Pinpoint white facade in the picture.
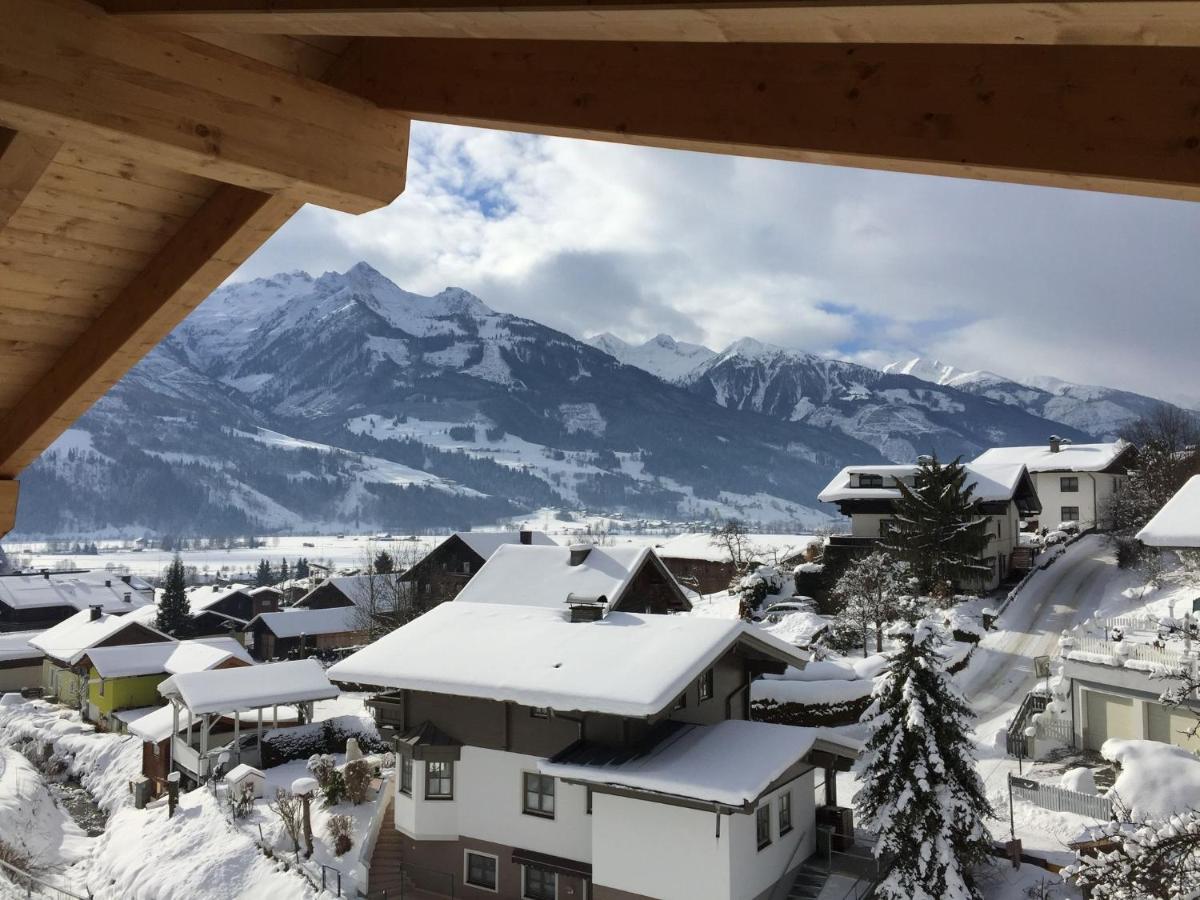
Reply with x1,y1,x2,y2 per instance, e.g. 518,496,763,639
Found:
1030,470,1124,530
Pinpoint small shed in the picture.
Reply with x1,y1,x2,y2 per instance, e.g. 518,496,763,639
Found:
225,763,266,799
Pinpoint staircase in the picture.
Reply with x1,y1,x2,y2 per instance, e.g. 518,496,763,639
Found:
366,800,411,899
787,865,829,900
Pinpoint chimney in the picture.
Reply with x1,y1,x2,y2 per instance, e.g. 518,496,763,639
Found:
568,544,592,567
519,530,533,545
41,570,50,580
104,580,111,588
89,605,102,621
566,593,607,623
123,592,132,604
1049,435,1062,453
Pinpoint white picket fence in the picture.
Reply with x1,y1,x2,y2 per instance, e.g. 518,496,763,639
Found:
1068,636,1187,669
1100,615,1162,633
1010,778,1113,820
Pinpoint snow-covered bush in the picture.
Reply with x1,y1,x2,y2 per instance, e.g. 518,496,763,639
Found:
344,759,371,805
306,753,336,790
326,813,353,857
1044,530,1068,546
320,768,346,808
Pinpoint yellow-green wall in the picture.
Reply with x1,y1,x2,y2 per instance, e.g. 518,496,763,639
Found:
42,660,84,707
87,669,166,717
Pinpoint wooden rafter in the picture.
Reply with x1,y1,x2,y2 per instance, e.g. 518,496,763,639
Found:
0,128,61,231
100,0,1200,47
0,0,410,214
0,185,302,521
335,38,1200,203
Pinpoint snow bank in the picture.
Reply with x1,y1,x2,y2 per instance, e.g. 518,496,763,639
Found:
1102,738,1200,820
1060,767,1097,795
0,749,90,869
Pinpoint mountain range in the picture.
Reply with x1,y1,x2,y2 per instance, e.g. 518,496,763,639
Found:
11,264,1180,538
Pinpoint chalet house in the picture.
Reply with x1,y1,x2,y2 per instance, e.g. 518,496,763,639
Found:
30,607,173,708
187,583,282,637
329,602,861,900
818,461,1042,591
657,533,820,595
292,574,376,610
0,631,47,693
973,438,1136,530
77,637,253,732
401,530,555,603
454,543,692,614
242,606,366,661
0,570,155,631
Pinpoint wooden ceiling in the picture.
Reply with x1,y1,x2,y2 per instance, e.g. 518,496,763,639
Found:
1,0,1198,537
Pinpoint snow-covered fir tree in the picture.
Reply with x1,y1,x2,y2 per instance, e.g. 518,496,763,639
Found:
1063,810,1200,898
255,558,274,587
855,620,993,900
156,553,192,637
828,551,913,657
882,455,990,598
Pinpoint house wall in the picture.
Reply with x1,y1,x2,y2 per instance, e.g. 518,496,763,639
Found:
1031,471,1124,530
43,661,83,706
404,537,485,606
1066,663,1200,752
614,560,690,614
88,670,165,720
660,557,733,595
590,792,732,900
728,772,816,900
295,582,354,610
0,659,41,693
848,513,891,539
0,602,76,632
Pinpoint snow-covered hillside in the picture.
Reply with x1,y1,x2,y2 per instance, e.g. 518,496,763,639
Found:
586,332,716,382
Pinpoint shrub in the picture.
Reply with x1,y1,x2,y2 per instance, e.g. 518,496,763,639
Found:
326,814,354,856
306,754,335,791
344,759,371,805
321,769,346,808
268,788,303,854
1115,536,1144,569
752,695,873,728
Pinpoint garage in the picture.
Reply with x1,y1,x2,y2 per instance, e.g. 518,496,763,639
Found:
1084,691,1136,751
1146,702,1200,752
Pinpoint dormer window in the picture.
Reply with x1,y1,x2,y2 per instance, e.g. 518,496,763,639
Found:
859,474,884,488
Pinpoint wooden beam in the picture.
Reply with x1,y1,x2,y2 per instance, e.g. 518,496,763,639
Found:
100,0,1200,47
336,38,1200,202
0,128,61,231
0,479,16,540
0,0,409,214
0,184,302,480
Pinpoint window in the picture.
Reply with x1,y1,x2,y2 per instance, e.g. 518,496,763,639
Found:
399,755,412,796
756,802,772,850
858,473,883,488
1061,506,1080,523
425,760,453,799
778,791,792,836
462,561,472,575
523,772,555,818
530,707,550,719
465,851,498,891
674,692,687,710
523,864,557,900
699,667,714,702
1060,476,1079,493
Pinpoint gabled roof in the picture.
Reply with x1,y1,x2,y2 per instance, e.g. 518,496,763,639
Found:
159,659,338,714
244,605,361,638
30,609,172,665
818,461,1035,505
454,530,556,558
187,583,252,612
0,572,154,613
1138,475,1200,548
453,544,689,612
540,720,819,808
0,631,45,663
81,637,253,678
327,602,804,717
292,574,371,608
973,441,1132,473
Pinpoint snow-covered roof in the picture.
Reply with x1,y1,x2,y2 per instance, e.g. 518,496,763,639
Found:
0,631,44,663
82,637,253,678
539,720,817,807
453,543,685,611
0,571,154,613
29,609,171,665
454,530,556,558
972,441,1131,473
127,704,184,743
245,606,361,638
158,659,338,714
817,461,1031,504
656,532,818,564
327,602,805,717
1137,475,1200,548
187,584,251,612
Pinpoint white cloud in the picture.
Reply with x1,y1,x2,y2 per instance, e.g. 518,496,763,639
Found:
235,122,1200,400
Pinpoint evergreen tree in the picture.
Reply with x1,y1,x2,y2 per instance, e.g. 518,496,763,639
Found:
882,456,990,597
373,550,395,575
255,558,274,587
855,621,993,900
828,551,913,657
294,558,310,579
156,554,192,637
279,558,290,582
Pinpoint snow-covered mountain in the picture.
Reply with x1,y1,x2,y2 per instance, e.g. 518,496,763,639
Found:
585,332,717,382
882,357,1181,440
14,264,886,537
675,341,1092,464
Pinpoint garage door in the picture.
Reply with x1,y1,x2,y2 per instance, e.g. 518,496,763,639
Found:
1084,691,1135,751
1146,702,1200,752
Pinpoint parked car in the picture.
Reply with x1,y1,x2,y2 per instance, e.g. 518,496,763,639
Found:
755,598,816,624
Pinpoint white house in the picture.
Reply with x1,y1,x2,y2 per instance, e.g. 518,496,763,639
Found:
972,438,1135,530
1137,474,1200,548
329,602,862,900
817,460,1042,590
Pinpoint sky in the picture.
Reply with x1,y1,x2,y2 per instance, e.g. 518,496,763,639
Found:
234,121,1200,404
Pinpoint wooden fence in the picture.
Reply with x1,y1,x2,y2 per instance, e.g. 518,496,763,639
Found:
1068,636,1187,670
1010,775,1113,820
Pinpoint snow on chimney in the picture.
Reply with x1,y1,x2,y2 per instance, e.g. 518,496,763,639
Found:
566,593,607,623
1049,435,1068,453
89,605,102,621
519,530,533,545
568,544,592,566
